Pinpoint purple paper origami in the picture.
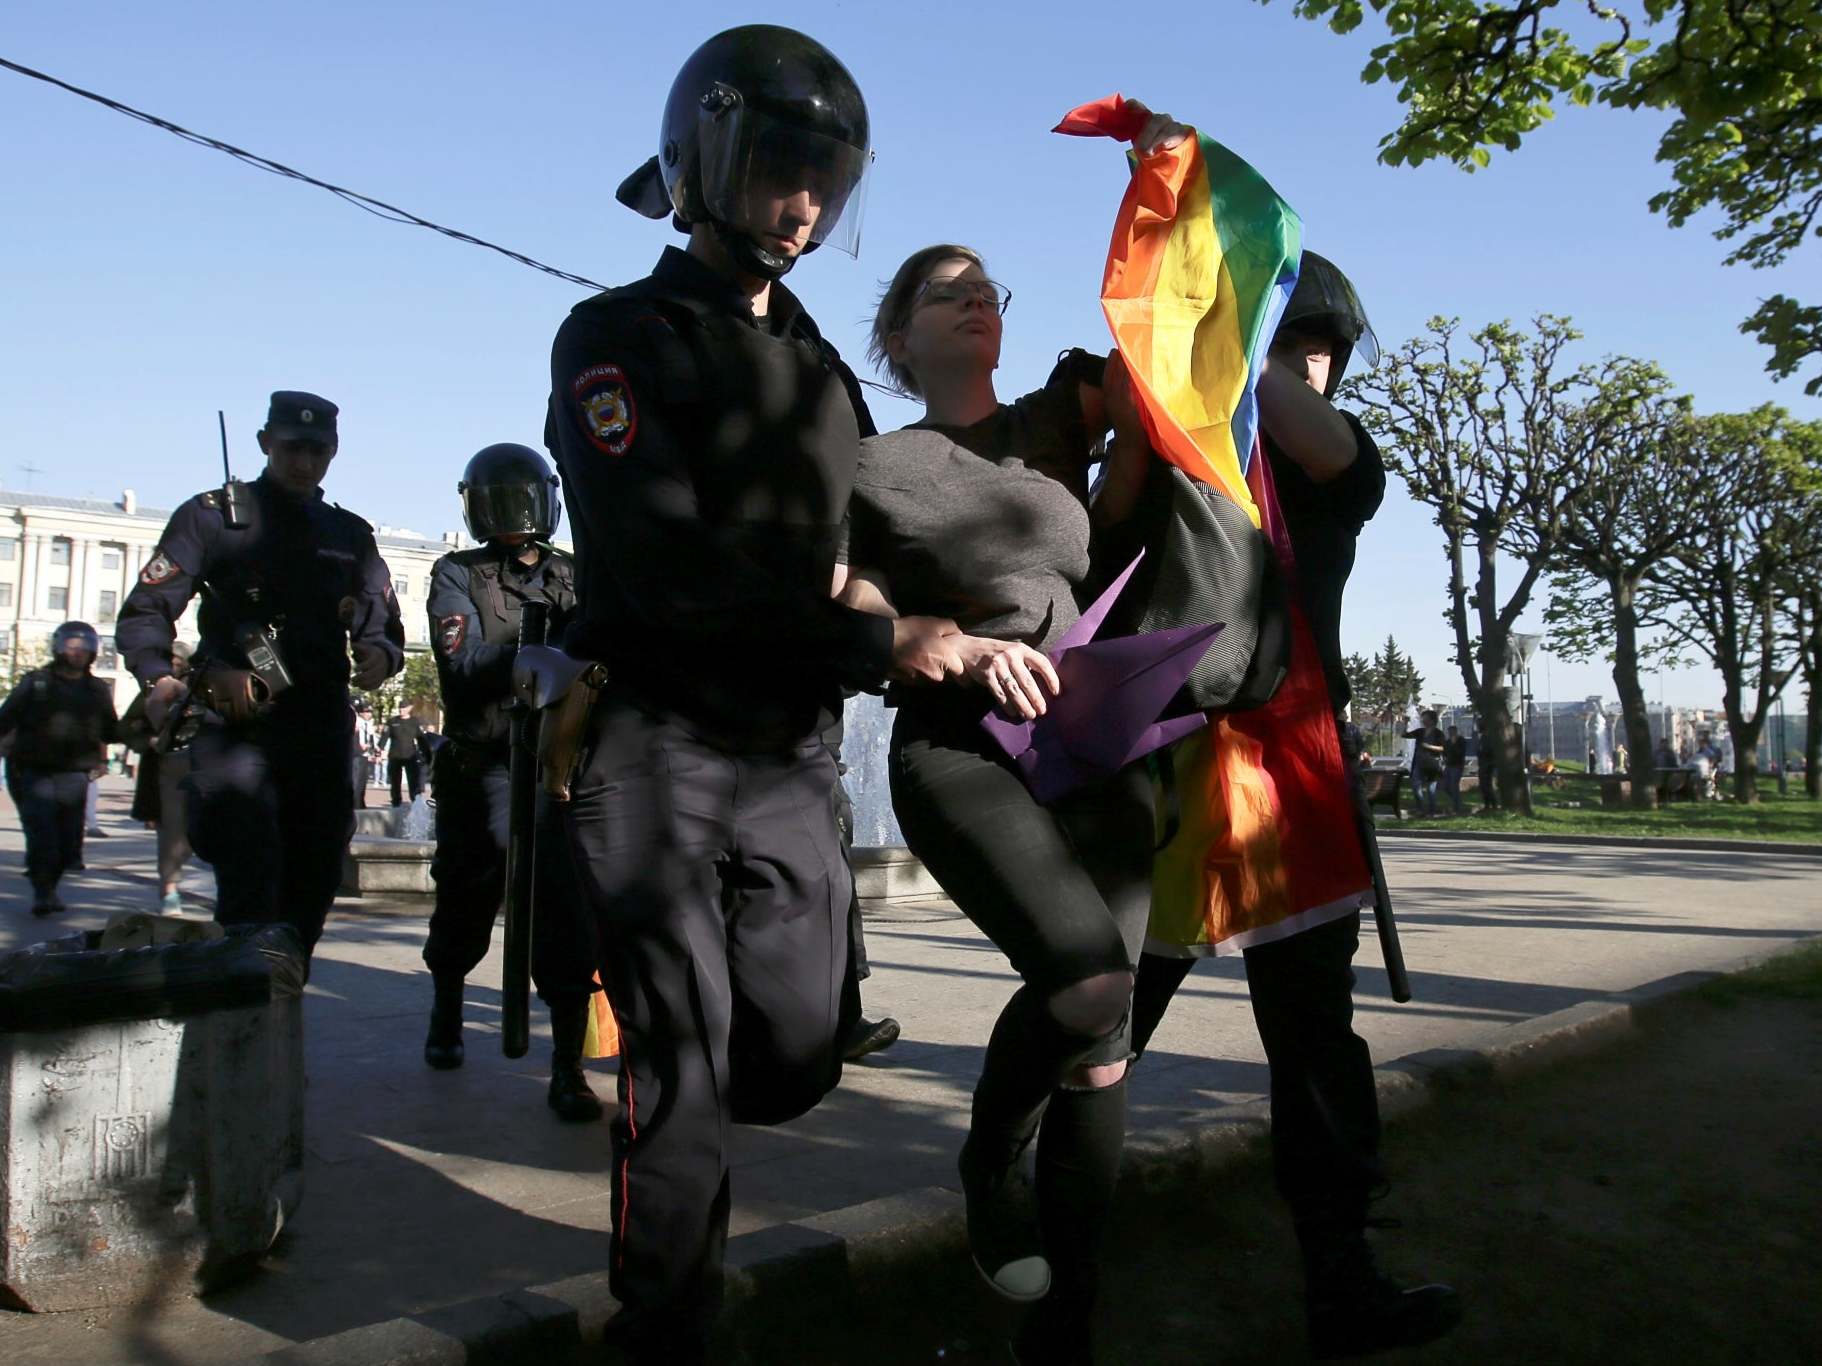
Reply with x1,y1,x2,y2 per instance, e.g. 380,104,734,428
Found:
980,553,1223,802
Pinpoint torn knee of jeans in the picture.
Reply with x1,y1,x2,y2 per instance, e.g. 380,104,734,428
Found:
1059,1055,1132,1091
1047,969,1134,1040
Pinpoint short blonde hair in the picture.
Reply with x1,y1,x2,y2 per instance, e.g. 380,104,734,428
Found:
866,244,988,398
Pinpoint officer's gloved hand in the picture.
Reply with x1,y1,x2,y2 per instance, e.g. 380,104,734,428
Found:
199,669,261,723
351,642,391,691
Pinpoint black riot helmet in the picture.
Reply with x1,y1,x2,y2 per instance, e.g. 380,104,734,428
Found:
1275,251,1380,398
616,25,873,281
52,621,100,662
457,444,561,544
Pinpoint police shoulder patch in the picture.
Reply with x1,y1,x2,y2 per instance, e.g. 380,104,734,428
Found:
571,363,637,456
438,615,467,656
139,551,181,586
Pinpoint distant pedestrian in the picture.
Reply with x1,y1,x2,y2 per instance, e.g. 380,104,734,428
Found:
1404,709,1446,816
121,641,197,910
1440,725,1467,815
385,702,424,806
353,700,380,807
84,770,110,839
0,622,117,914
1692,730,1722,801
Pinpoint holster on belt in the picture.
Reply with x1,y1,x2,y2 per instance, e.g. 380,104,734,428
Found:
536,662,610,801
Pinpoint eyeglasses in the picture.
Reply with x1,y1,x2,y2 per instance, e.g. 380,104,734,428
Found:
912,277,1012,315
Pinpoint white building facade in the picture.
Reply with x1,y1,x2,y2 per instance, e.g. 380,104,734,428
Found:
1,488,463,711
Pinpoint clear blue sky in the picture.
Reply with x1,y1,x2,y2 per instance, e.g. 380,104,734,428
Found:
5,0,1816,709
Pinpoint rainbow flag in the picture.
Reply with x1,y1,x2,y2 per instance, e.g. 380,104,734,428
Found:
1054,94,1302,524
1056,95,1370,955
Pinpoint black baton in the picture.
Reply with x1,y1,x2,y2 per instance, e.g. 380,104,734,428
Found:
501,599,549,1059
1337,719,1413,1003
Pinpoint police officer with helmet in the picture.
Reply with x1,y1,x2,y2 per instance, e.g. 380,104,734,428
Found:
544,25,963,1361
118,391,404,955
419,442,601,1123
0,621,118,914
1128,256,1461,1357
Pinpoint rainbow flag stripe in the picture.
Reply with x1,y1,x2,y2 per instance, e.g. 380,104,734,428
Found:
1056,95,1368,955
1055,95,1302,522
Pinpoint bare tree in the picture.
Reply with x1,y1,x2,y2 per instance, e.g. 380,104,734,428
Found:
1542,371,1694,807
1346,316,1651,812
1637,408,1817,803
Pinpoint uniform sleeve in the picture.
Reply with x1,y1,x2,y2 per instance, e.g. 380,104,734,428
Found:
827,345,875,565
427,556,516,695
827,344,879,439
94,679,119,747
549,309,893,687
117,500,214,687
0,676,34,739
1318,412,1387,532
348,530,406,680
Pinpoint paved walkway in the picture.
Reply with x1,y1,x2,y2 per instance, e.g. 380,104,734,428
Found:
2,778,1818,1363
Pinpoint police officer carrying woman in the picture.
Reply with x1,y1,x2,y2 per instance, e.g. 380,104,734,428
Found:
419,443,601,1122
839,117,1184,1355
544,26,962,1363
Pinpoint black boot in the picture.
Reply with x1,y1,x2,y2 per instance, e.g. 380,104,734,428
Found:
842,1013,901,1060
423,973,465,1070
1303,1229,1461,1359
547,995,603,1122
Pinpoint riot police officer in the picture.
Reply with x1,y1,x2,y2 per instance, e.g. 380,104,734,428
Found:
117,391,404,954
420,443,601,1123
1128,257,1460,1357
0,621,117,914
544,26,962,1362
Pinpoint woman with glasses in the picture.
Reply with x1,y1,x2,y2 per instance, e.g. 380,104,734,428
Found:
835,107,1185,1366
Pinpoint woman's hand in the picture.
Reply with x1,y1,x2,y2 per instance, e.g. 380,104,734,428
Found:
1124,100,1191,157
957,637,1061,720
1102,351,1146,446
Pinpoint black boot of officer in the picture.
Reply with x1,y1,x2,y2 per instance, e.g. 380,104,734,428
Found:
422,977,602,1122
424,972,465,1069
545,992,603,1122
1301,1219,1462,1358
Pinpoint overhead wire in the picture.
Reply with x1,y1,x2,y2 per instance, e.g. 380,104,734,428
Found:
0,54,611,292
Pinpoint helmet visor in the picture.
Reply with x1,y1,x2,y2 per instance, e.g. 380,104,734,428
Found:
461,480,558,542
1281,254,1378,371
699,104,873,258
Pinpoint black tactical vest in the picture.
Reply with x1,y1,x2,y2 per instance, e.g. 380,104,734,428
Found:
438,545,576,747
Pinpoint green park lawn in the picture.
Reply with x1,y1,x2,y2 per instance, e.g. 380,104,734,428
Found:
1383,771,1822,844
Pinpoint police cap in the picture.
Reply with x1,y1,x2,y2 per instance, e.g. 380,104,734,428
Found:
266,391,339,445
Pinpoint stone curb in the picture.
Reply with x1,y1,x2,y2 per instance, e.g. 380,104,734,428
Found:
1374,826,1822,857
254,936,1819,1364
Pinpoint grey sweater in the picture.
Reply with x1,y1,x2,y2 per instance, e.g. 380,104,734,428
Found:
845,382,1096,651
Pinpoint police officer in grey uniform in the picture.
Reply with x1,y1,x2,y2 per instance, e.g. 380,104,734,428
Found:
420,443,601,1122
118,391,404,954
